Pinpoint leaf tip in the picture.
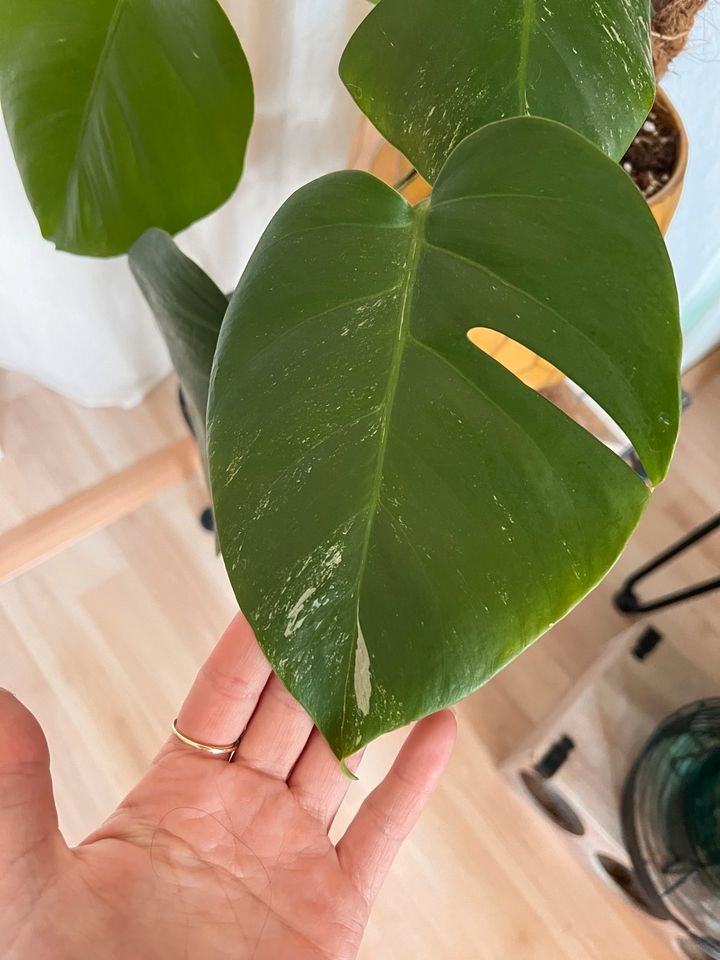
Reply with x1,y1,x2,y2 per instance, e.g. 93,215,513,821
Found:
340,759,359,781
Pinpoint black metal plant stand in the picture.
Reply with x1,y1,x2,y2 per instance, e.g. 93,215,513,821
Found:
614,514,720,614
178,386,215,533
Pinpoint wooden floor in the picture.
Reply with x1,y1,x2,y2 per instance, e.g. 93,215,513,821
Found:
1,355,719,960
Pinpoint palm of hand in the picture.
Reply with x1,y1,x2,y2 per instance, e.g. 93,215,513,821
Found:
1,614,455,960
74,752,367,960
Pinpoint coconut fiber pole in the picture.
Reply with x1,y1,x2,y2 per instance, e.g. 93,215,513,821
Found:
652,0,711,78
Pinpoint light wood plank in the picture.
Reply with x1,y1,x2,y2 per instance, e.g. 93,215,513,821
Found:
0,436,200,582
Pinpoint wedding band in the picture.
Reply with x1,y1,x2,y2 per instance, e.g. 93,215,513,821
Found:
171,719,240,757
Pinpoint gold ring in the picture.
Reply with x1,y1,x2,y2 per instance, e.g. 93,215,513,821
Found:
171,719,240,757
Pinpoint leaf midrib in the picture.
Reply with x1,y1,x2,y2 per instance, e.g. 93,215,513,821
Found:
59,0,129,233
339,205,426,733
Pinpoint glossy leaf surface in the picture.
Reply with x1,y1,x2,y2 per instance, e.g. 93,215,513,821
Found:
209,118,680,759
341,0,654,182
0,0,253,256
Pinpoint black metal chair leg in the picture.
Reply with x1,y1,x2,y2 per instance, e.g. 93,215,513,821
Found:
177,386,214,534
614,513,720,614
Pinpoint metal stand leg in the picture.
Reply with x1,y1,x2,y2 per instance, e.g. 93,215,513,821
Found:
614,514,720,614
178,386,214,534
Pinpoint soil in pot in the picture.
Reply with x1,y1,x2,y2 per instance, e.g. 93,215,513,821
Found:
621,105,679,200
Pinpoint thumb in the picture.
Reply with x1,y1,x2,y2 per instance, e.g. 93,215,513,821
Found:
0,689,63,864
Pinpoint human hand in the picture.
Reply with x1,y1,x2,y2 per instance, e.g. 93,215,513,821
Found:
0,613,456,959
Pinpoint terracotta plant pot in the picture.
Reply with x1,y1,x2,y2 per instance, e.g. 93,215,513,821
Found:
349,90,689,392
646,87,688,236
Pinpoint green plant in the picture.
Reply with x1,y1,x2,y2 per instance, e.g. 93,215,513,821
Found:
0,0,253,256
0,0,681,762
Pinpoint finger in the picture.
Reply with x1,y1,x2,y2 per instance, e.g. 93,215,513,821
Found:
289,729,364,829
170,612,271,754
337,710,456,905
234,675,315,780
0,690,64,863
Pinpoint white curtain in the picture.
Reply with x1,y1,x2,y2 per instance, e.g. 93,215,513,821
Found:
0,0,368,407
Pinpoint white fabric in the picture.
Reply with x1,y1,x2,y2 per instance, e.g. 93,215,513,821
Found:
0,0,367,407
1,1,718,407
662,0,720,369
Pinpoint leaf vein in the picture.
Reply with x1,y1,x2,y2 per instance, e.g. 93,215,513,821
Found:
422,239,611,370
430,192,564,212
238,283,404,377
518,0,536,115
231,407,383,498
405,333,584,514
61,0,129,233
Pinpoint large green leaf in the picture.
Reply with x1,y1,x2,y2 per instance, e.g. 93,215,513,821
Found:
208,118,680,760
129,229,228,464
341,0,654,183
0,0,253,256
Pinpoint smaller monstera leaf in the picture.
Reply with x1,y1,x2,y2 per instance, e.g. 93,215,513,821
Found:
341,0,655,183
130,229,228,468
208,117,680,760
0,0,253,256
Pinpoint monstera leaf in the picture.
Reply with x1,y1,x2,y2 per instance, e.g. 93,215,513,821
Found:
208,117,680,760
0,0,253,256
341,0,654,183
129,229,228,468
